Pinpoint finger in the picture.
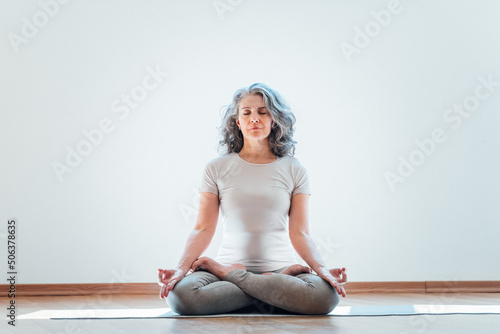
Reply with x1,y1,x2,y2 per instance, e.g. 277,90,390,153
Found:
193,264,205,272
335,283,343,296
338,272,347,283
326,277,341,295
160,284,166,299
166,279,177,292
338,284,345,297
157,270,165,285
191,260,200,271
332,268,343,278
335,268,345,282
158,270,169,285
328,278,343,296
330,280,340,296
341,285,347,297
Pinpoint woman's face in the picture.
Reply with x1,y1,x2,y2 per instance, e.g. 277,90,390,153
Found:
236,94,273,141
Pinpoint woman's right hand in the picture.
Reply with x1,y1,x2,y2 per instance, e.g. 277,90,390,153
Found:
157,268,189,299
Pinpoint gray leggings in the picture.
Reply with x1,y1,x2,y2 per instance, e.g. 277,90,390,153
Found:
166,267,340,315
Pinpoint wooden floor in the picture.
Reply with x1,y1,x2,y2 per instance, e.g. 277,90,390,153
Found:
2,293,499,333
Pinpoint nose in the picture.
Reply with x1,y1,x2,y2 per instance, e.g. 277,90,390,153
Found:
250,117,259,123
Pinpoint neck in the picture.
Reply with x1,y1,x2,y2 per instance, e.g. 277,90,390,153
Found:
239,142,275,161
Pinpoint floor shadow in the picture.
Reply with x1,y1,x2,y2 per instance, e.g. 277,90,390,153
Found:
228,300,298,315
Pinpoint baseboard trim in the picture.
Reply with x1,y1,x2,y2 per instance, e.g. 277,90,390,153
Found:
345,281,426,294
1,281,499,297
1,283,158,297
345,281,500,294
424,281,500,293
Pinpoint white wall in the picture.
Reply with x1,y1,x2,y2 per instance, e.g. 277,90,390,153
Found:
1,0,499,284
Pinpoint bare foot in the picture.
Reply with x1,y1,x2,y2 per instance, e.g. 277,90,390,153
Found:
191,257,246,280
280,264,312,276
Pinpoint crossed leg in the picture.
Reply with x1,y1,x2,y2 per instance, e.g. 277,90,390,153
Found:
167,257,339,315
166,270,257,315
224,269,339,315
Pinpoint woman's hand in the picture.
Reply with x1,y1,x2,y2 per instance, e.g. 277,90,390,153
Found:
157,268,189,299
317,267,347,297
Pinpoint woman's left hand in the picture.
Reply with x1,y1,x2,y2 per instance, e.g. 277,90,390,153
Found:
317,267,347,297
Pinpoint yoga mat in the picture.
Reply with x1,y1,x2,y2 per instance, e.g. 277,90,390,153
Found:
41,304,500,319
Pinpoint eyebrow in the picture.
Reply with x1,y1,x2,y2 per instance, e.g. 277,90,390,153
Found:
240,107,267,110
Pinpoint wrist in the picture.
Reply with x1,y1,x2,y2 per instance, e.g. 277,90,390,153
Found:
176,263,191,273
179,266,190,273
314,265,330,275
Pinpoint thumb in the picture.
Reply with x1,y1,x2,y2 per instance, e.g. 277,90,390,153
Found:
167,279,178,292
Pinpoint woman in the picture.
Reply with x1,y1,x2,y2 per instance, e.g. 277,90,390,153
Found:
157,83,347,315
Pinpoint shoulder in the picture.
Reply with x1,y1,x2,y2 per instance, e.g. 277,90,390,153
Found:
204,152,235,169
280,155,308,171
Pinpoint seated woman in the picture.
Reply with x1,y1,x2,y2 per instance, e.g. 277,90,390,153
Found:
157,83,347,315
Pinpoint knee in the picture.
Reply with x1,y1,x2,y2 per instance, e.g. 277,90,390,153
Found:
166,279,199,315
317,288,340,315
301,275,340,315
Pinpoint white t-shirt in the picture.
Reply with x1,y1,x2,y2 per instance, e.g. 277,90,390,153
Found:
198,152,311,272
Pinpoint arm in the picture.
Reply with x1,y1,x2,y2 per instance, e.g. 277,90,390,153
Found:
158,191,219,299
175,191,220,272
288,193,347,297
288,194,326,274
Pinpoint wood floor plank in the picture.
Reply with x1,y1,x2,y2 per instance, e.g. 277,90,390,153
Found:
2,294,499,333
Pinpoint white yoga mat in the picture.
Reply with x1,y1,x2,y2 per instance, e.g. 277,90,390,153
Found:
40,304,500,319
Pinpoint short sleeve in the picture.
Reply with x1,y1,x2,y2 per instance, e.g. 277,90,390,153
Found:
292,162,311,197
198,161,219,196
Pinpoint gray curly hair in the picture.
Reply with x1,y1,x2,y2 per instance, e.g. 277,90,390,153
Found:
217,83,297,157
